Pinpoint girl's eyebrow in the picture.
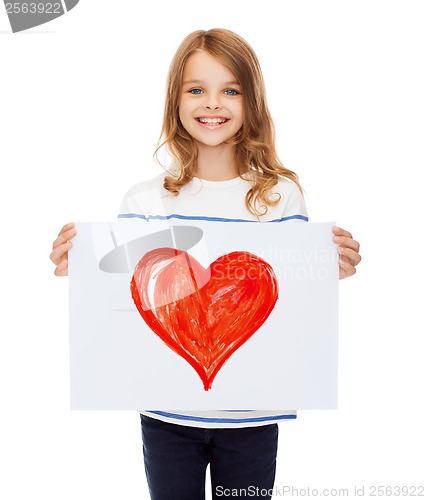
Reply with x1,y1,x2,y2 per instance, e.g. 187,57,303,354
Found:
182,79,241,86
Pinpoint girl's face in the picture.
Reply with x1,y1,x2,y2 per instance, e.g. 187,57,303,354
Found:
179,51,244,149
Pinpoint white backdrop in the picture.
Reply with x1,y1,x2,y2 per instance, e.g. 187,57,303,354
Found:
1,1,425,498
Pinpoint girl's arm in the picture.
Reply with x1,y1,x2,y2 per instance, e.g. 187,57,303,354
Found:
50,222,76,276
332,226,361,280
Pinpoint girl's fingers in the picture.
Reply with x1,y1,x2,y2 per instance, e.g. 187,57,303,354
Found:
333,226,360,253
338,255,356,279
332,227,360,254
337,246,362,266
52,224,76,251
335,236,360,253
332,226,352,238
52,229,76,250
53,222,77,249
51,223,75,276
333,227,361,279
54,258,69,276
50,241,72,266
58,222,75,235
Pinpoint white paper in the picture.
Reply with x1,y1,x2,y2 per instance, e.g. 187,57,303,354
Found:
69,219,338,410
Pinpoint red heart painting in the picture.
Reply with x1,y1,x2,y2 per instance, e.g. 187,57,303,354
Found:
130,248,279,390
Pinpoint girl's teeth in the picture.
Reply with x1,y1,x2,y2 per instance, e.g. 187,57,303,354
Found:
198,118,227,124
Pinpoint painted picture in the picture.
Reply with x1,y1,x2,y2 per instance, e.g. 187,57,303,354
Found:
131,248,279,391
69,219,338,410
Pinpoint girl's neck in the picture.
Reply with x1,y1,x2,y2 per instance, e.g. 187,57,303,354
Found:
194,143,239,181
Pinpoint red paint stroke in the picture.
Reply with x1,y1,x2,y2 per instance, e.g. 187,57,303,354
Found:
130,248,279,390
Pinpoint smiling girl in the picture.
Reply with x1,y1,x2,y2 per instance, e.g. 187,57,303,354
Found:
51,29,361,500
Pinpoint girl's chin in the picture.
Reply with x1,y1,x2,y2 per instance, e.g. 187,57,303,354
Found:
195,139,233,149
192,133,237,149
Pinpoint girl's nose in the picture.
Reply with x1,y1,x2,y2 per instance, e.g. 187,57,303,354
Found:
204,94,220,110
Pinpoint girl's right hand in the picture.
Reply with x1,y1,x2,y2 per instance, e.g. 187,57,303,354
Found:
50,222,77,276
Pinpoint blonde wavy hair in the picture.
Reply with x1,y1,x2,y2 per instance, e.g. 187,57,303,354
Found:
155,28,303,217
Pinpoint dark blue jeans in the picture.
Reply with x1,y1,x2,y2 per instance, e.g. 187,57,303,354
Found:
140,414,278,500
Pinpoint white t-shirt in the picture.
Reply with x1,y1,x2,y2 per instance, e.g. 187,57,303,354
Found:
119,170,308,428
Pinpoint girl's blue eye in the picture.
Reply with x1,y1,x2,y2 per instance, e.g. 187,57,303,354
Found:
224,89,239,96
189,88,203,94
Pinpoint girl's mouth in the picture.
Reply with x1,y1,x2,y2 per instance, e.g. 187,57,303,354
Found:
195,117,229,127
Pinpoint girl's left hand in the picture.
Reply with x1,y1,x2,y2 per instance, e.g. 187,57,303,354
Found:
332,226,361,280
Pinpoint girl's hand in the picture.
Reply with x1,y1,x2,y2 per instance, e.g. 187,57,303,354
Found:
50,222,76,276
332,226,361,280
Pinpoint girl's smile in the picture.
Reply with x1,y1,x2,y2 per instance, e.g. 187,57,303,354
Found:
195,115,230,128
